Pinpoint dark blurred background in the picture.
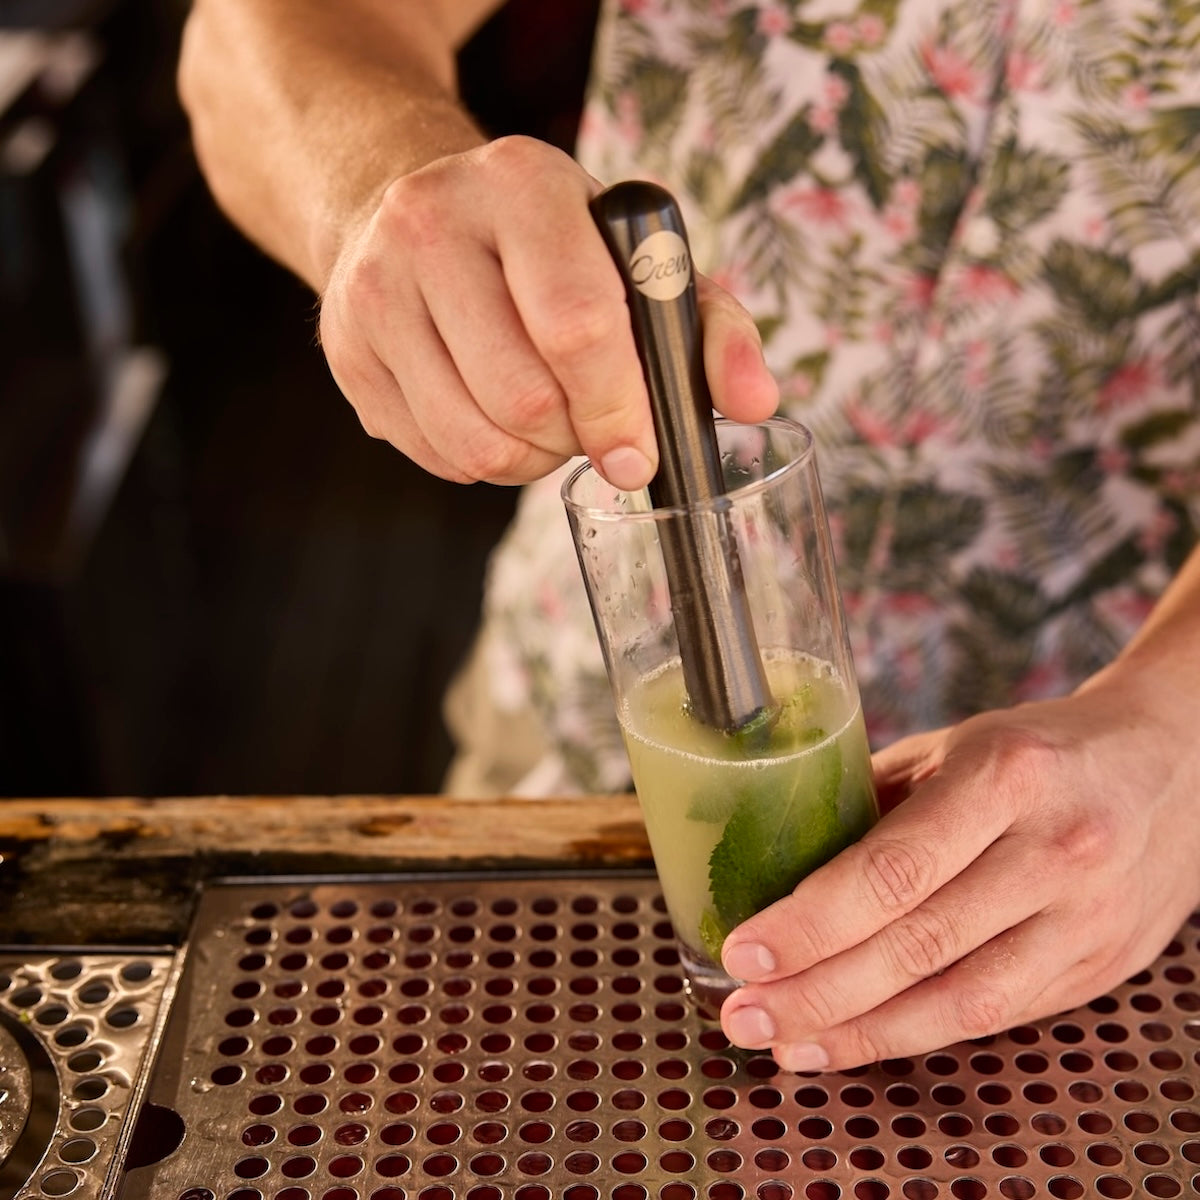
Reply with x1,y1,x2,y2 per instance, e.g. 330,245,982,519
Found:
0,0,599,797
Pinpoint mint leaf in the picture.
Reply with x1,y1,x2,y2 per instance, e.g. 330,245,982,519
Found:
707,739,844,934
729,703,781,753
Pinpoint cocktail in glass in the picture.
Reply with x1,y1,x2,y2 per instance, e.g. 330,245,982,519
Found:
563,417,878,1010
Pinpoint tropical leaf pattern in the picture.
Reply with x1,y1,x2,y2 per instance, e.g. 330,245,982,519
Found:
478,0,1200,793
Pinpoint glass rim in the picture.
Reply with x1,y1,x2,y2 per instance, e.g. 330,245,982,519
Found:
560,415,815,522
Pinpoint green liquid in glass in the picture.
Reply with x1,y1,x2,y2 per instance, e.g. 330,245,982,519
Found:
619,652,878,993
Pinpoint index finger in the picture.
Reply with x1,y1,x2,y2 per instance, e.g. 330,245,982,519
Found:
488,148,658,491
720,758,1016,984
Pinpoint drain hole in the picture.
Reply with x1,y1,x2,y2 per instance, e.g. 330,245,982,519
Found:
41,1171,80,1197
123,1102,186,1169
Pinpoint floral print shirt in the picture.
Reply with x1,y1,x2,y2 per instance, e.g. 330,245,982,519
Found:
479,0,1200,794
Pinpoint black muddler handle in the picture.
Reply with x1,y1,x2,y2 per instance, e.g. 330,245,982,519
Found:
589,180,772,733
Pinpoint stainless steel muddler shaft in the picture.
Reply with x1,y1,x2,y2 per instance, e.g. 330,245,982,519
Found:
589,180,772,733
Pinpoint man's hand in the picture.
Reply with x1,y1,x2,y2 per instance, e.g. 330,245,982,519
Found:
717,673,1200,1071
318,136,779,488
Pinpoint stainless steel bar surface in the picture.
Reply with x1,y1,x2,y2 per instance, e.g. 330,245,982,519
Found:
118,875,1199,1199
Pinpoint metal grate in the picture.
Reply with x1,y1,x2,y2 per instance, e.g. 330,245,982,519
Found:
0,949,175,1200
127,876,1199,1200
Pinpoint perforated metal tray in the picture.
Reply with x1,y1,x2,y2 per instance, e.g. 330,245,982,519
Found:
122,874,1199,1200
0,949,176,1200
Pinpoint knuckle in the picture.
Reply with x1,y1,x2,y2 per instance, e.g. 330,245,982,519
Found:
336,249,392,318
973,723,1060,808
378,171,449,252
456,431,532,484
479,134,558,185
771,981,841,1035
949,981,1011,1040
832,1021,893,1070
503,373,567,435
859,838,936,915
698,276,756,327
1048,810,1118,873
536,298,624,369
881,907,959,982
779,894,833,968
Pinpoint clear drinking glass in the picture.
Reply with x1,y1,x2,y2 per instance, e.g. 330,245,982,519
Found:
562,416,878,1011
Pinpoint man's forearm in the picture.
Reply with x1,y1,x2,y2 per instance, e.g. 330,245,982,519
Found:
178,0,500,289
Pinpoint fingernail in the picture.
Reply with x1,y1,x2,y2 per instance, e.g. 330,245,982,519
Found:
776,1042,830,1074
599,446,654,491
723,940,776,982
725,1005,775,1047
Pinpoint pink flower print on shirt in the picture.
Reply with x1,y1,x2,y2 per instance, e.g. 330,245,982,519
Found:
781,371,815,402
576,107,606,146
1006,49,1042,91
1013,655,1070,702
898,408,950,446
826,21,857,54
846,398,949,449
1030,435,1055,462
885,591,940,616
846,397,899,447
958,263,1019,303
615,91,643,146
757,4,790,37
812,72,852,133
1097,445,1132,475
779,184,853,228
994,542,1021,571
1163,467,1200,496
1137,507,1178,556
1094,586,1156,636
1097,358,1161,410
882,178,921,238
882,206,915,238
827,511,846,561
1053,0,1077,26
963,339,990,391
537,578,567,622
824,75,851,106
1122,82,1151,110
811,105,839,134
893,178,922,208
921,40,981,100
901,271,938,312
1081,213,1108,244
856,14,886,47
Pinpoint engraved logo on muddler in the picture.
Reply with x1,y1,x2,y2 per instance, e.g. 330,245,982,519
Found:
628,230,692,302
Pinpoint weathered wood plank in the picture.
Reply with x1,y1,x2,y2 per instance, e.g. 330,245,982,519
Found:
0,795,652,946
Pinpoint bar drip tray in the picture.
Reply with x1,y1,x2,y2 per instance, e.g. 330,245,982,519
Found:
0,949,175,1200
116,875,1198,1199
